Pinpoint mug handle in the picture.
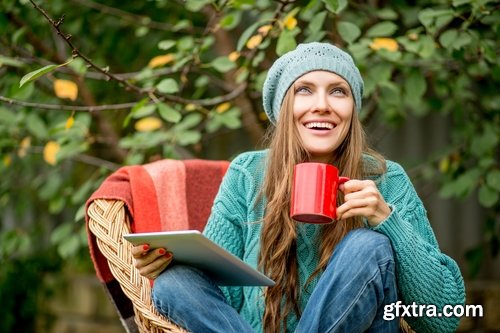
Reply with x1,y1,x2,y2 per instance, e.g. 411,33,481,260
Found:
338,176,350,185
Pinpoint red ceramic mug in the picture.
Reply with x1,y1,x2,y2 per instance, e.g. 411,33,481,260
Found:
290,162,349,224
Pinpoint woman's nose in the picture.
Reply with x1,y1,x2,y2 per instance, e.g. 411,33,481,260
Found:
313,92,330,113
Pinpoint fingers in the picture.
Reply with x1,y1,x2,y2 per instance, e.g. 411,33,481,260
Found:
137,252,173,279
131,244,174,279
337,179,391,226
131,244,150,258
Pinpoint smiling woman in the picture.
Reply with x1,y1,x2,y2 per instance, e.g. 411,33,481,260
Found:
132,42,465,333
292,71,354,163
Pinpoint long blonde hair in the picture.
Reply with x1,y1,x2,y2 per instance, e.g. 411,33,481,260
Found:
258,88,386,332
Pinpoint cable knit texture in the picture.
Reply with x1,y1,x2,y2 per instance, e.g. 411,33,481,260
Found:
203,150,465,333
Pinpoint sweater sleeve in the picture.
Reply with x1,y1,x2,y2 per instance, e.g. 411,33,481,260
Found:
372,161,466,333
202,153,254,311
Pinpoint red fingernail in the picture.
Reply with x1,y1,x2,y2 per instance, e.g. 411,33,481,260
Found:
159,248,166,255
164,252,172,259
143,244,149,251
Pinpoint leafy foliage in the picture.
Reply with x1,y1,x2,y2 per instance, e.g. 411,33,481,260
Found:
0,0,498,326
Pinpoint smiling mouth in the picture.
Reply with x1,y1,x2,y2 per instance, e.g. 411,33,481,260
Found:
304,122,335,130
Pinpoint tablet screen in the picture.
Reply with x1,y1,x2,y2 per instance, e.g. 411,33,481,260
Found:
124,230,275,286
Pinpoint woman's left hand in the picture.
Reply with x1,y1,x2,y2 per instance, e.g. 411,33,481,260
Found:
337,180,391,227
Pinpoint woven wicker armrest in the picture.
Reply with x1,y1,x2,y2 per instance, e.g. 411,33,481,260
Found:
87,198,187,333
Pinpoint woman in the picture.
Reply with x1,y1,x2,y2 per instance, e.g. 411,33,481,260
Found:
132,42,465,333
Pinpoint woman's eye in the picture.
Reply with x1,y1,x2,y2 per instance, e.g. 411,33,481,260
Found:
295,86,311,94
331,87,347,96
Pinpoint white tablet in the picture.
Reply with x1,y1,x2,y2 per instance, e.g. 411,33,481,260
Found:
124,230,275,286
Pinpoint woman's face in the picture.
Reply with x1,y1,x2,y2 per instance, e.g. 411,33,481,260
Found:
293,70,354,163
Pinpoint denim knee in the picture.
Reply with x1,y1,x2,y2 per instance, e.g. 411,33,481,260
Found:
151,265,199,311
331,228,394,266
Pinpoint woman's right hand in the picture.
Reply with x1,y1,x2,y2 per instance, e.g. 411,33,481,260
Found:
131,244,173,280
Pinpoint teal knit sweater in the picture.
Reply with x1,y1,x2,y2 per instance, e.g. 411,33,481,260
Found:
203,150,465,333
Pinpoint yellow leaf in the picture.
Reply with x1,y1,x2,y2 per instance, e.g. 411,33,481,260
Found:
228,51,240,62
246,35,263,50
185,103,197,111
3,155,12,167
54,79,78,101
43,141,60,166
408,33,419,41
259,111,268,121
148,54,175,68
284,16,297,30
135,117,162,132
18,136,31,158
439,157,450,174
258,25,273,36
216,102,231,113
65,115,75,130
369,38,399,52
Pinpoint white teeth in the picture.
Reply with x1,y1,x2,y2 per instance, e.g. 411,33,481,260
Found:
305,122,334,129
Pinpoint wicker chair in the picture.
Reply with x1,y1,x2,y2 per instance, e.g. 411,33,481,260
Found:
87,198,186,332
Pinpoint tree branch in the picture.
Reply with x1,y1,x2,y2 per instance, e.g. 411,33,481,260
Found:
28,0,149,96
0,95,135,112
28,0,248,108
70,0,198,33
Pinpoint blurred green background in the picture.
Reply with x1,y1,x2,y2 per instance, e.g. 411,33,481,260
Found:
0,0,498,332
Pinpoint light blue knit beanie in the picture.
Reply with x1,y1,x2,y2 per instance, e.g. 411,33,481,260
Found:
262,42,364,125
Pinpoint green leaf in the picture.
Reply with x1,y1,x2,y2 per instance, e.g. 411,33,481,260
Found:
439,169,481,198
276,29,299,56
206,116,222,133
322,0,347,14
57,234,80,258
470,125,498,156
158,40,176,51
418,8,454,33
486,169,500,191
19,64,57,88
0,107,17,125
236,21,261,52
0,55,24,68
439,29,459,49
71,179,95,205
132,104,156,118
377,8,398,20
157,103,182,123
19,59,73,88
418,35,436,58
453,31,472,50
405,70,427,101
176,130,201,146
307,12,327,34
26,113,48,139
68,57,87,76
74,203,87,222
175,113,202,131
452,0,471,6
219,108,242,129
156,78,180,94
210,56,237,73
220,11,242,30
56,141,88,161
185,0,212,12
366,21,398,37
478,184,498,207
337,21,361,44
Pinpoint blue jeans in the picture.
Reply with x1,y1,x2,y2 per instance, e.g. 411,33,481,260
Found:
152,228,399,333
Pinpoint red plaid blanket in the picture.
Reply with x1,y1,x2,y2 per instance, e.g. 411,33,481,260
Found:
85,159,229,332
